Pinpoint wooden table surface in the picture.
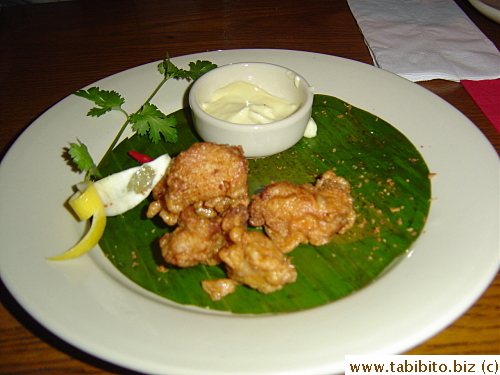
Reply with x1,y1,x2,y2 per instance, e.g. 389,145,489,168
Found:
0,0,498,373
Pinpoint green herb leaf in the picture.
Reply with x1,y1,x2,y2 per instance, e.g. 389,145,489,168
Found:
158,55,217,80
130,103,178,143
183,60,218,80
68,140,102,180
74,87,125,117
70,53,215,168
157,58,177,77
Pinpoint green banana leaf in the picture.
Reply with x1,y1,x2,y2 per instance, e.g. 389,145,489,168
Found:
98,94,431,314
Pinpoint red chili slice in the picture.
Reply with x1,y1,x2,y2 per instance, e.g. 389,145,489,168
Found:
128,151,154,164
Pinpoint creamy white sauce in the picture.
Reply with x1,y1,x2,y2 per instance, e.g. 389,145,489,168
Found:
201,81,299,124
303,118,317,138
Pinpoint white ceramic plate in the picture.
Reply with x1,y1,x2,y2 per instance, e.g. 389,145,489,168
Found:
0,49,498,375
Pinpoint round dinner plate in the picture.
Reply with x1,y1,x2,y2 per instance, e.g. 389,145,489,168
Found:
0,49,498,375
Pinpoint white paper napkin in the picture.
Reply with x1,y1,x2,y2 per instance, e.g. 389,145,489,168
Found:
346,0,500,82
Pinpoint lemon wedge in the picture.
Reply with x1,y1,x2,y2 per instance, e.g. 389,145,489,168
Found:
94,154,171,216
47,181,106,260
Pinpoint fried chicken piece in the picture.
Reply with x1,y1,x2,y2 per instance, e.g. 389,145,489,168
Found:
147,142,250,225
249,171,356,253
158,203,249,268
219,227,297,294
220,203,249,232
201,278,238,301
146,172,175,224
159,206,227,268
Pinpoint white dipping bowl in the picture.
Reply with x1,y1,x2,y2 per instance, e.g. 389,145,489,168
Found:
189,62,314,158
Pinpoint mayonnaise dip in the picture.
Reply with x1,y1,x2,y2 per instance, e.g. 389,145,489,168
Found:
201,81,299,125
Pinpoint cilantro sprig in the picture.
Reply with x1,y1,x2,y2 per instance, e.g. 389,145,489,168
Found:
74,87,126,117
68,140,102,181
69,54,217,180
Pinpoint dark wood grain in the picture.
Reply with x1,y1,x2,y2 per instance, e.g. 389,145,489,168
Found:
0,0,498,373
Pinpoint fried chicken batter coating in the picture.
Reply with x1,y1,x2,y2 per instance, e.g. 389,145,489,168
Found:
147,142,249,226
159,204,249,268
159,206,226,268
219,227,297,294
201,278,238,301
249,171,356,253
